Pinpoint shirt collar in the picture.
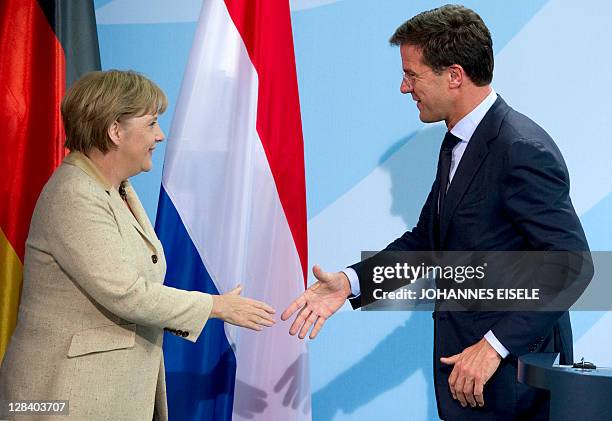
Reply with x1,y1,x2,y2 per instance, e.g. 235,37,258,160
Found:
450,88,498,142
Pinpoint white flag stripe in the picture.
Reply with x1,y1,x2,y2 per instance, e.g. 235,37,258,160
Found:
162,0,310,419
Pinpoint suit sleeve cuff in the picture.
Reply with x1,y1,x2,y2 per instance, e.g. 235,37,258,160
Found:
342,268,361,297
484,330,510,358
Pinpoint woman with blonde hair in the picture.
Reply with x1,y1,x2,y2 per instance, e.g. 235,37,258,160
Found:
0,70,274,420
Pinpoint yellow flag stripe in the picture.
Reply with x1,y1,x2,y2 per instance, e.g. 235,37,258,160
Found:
0,227,23,363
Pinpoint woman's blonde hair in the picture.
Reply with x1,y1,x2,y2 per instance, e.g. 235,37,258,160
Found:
61,70,168,153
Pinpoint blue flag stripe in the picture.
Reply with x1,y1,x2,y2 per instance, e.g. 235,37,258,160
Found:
155,187,236,421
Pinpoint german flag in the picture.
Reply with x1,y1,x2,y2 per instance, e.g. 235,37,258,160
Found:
0,0,100,362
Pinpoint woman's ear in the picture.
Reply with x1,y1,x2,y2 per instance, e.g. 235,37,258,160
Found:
107,121,121,147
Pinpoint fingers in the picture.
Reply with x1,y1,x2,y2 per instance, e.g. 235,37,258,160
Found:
252,315,274,328
447,365,458,400
454,375,467,407
243,298,276,328
289,307,310,336
227,285,274,314
444,355,483,408
253,308,275,326
228,285,243,295
282,297,326,340
447,362,474,408
254,307,275,321
440,354,459,365
219,289,278,331
250,299,275,315
240,297,276,326
288,307,326,340
474,379,485,407
462,377,476,407
298,311,318,339
279,264,339,340
242,321,264,331
281,295,306,321
442,339,499,409
309,316,326,339
232,310,274,331
312,265,328,282
236,311,275,331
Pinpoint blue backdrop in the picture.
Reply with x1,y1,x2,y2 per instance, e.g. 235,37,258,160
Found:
93,1,612,419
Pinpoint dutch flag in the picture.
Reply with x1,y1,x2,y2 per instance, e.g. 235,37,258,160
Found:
155,0,310,420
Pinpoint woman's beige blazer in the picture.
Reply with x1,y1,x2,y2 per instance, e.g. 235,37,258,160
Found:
0,152,213,420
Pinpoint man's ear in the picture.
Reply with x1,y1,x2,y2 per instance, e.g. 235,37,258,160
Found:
448,64,463,89
107,121,121,147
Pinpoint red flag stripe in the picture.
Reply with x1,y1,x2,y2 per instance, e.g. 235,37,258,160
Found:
0,0,66,260
223,0,308,282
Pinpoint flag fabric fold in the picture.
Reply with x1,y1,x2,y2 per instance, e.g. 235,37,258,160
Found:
155,0,310,420
0,0,100,362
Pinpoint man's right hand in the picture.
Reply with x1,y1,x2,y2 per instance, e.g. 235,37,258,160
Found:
281,265,352,339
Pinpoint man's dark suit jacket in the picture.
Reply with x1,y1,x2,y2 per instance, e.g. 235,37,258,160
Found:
349,96,591,421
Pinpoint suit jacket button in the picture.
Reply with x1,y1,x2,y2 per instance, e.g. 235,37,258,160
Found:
151,254,158,264
182,332,189,337
529,344,538,352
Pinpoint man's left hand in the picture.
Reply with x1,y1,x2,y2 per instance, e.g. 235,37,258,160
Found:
440,337,502,408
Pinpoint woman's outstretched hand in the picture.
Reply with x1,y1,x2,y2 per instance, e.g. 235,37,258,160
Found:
211,285,276,331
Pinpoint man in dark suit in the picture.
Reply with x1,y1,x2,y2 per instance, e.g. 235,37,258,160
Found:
282,4,590,420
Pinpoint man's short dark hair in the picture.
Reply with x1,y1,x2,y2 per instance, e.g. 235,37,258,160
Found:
390,4,493,86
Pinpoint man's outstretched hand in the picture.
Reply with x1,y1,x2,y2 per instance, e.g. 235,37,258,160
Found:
281,265,352,339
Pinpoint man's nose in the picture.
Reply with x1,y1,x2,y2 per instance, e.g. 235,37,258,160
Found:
400,79,412,94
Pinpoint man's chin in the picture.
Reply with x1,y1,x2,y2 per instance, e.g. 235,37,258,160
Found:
419,114,440,123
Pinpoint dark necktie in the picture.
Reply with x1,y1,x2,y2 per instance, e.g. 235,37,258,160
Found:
437,131,461,222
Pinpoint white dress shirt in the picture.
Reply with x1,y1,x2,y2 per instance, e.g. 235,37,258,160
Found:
343,88,510,358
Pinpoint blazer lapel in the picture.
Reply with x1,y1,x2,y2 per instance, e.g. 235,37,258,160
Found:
64,152,159,253
122,181,159,253
439,96,510,246
439,136,488,245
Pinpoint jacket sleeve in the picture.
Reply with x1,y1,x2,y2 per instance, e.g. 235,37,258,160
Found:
45,180,213,343
489,137,592,357
348,183,436,309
